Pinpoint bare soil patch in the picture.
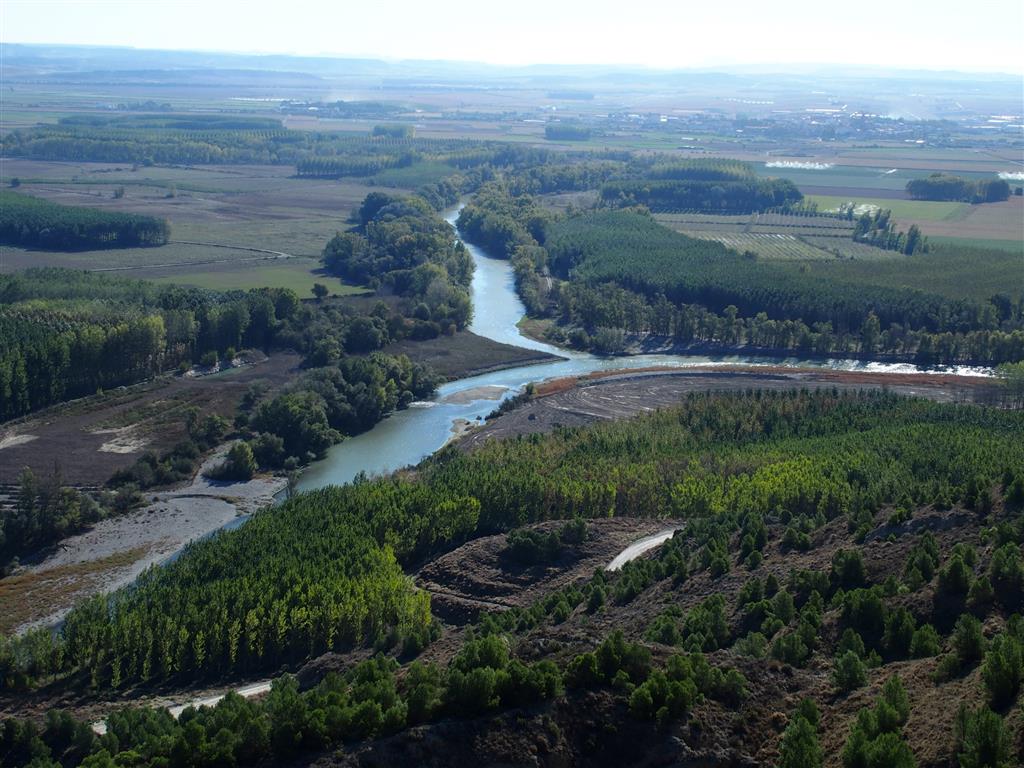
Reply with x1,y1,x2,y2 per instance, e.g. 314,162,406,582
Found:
0,352,301,485
459,367,999,451
417,518,678,625
382,331,561,381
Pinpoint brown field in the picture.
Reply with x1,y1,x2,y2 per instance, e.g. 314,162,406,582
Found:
900,195,1024,242
0,352,301,485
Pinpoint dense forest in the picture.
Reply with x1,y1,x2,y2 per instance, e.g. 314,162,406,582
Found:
2,390,1023,766
0,270,301,420
906,174,1011,203
457,187,1024,363
600,178,803,213
3,391,1022,688
321,193,472,334
0,191,169,250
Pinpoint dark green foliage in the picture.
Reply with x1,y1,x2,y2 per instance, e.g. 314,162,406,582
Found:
503,519,588,565
208,442,257,482
909,624,941,658
0,190,169,250
0,269,302,420
989,543,1023,609
600,177,802,213
778,713,823,768
907,174,1011,203
841,676,915,768
980,630,1023,708
322,194,472,332
0,467,103,571
937,613,987,679
832,549,867,591
937,554,973,597
853,209,928,255
833,650,868,693
544,123,591,141
956,705,1013,768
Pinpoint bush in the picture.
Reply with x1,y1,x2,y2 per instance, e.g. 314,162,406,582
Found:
841,675,913,768
980,633,1023,708
771,632,810,667
833,650,868,693
952,614,986,666
778,714,822,768
884,607,917,659
956,706,1012,768
831,549,867,591
208,442,257,482
937,555,973,597
909,624,940,658
989,543,1023,609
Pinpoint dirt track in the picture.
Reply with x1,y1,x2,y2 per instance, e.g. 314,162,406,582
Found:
458,366,1001,450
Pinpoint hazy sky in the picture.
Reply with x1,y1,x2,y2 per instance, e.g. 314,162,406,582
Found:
4,0,1023,74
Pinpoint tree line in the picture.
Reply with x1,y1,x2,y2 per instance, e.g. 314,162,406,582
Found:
0,270,302,420
0,191,169,250
906,173,1011,203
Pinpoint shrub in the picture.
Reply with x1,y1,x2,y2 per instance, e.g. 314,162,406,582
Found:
980,633,1023,708
956,706,1012,768
937,555,973,597
833,651,868,693
952,614,986,666
771,632,810,667
989,543,1023,608
909,625,941,658
832,549,867,591
778,714,822,768
884,607,917,659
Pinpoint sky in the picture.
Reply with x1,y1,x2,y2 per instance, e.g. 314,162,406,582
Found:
3,0,1023,74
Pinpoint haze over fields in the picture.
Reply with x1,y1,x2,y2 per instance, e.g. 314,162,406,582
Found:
1,4,1023,768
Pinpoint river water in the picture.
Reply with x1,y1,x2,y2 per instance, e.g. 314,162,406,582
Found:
295,207,989,491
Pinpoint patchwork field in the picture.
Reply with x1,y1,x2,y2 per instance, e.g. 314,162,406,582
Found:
0,160,397,289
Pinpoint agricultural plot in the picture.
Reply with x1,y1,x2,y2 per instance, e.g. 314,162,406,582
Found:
146,259,370,295
0,160,395,284
807,195,969,221
808,193,1022,250
672,232,836,261
655,212,860,261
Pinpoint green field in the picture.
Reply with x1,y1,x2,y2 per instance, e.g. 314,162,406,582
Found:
807,195,968,221
928,235,1024,253
793,246,1023,303
147,259,369,295
369,160,459,187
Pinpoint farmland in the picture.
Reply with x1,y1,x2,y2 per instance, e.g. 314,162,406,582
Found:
0,160,396,288
0,44,1022,768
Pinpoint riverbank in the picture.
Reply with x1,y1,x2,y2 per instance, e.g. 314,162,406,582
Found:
1,447,285,634
516,317,997,373
382,330,562,381
455,366,1005,452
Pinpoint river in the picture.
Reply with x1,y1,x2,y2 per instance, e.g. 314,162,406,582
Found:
92,205,993,731
296,206,989,491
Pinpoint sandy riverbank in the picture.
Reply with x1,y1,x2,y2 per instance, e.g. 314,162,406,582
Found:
2,447,286,634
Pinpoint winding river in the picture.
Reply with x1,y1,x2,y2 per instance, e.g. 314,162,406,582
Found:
92,205,993,731
296,206,988,492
